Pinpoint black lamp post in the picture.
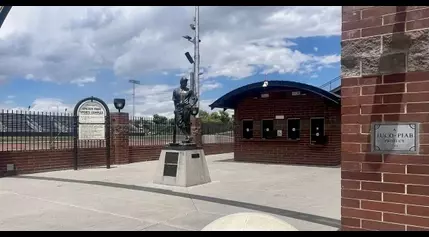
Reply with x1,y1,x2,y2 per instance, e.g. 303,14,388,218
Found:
113,98,125,113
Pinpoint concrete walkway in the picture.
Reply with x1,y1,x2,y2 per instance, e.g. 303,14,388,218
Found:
0,153,340,231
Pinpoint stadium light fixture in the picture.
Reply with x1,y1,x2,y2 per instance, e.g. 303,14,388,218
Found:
113,98,126,113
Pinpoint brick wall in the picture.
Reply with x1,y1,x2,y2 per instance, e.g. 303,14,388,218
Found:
341,6,429,231
0,148,107,175
234,89,341,166
129,143,234,163
0,143,234,176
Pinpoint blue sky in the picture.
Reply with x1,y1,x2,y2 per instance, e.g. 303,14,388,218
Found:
0,6,341,117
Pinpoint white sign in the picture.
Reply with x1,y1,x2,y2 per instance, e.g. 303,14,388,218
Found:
277,130,282,137
79,124,105,140
275,115,284,120
77,100,107,140
371,123,419,154
77,101,106,124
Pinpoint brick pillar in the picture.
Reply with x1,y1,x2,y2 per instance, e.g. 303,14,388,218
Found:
110,112,130,165
341,6,429,231
191,116,203,148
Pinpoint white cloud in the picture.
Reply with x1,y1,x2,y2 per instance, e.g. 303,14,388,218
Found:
0,6,341,83
314,47,318,52
70,76,96,87
0,98,73,113
7,95,15,99
201,81,222,93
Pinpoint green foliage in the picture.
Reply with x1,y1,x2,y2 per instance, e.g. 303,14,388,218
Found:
199,109,233,124
153,114,168,124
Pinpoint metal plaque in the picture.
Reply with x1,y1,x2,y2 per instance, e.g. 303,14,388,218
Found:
163,164,178,177
371,122,419,154
191,153,200,159
165,152,179,164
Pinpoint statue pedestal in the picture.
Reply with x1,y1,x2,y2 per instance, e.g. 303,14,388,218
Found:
153,144,211,187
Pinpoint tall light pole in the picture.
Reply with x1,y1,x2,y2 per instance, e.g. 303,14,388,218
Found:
194,6,200,117
128,79,141,118
183,6,201,117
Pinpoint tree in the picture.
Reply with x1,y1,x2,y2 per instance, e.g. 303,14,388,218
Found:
153,114,168,124
168,118,175,125
198,109,233,124
219,110,231,124
199,110,210,122
209,111,221,122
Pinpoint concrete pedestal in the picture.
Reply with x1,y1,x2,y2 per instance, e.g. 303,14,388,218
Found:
153,145,211,187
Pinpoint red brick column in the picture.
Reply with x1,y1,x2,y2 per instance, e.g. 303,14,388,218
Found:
341,6,429,231
110,112,130,165
191,116,203,148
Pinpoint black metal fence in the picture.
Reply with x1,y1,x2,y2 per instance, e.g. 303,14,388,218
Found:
129,116,234,146
202,122,234,144
0,110,75,151
0,110,110,151
0,110,235,151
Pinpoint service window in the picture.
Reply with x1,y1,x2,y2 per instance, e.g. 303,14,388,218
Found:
261,120,274,139
242,120,253,139
287,118,300,140
311,118,325,142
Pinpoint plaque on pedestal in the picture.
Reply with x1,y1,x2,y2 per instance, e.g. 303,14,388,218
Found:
153,144,211,187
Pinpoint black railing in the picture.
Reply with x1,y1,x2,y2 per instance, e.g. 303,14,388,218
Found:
129,117,234,146
129,116,178,146
202,122,234,144
0,110,235,151
319,76,341,92
0,110,75,151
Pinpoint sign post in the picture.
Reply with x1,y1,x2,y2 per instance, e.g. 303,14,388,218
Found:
73,97,111,170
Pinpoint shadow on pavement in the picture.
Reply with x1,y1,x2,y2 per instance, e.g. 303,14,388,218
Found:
13,175,340,229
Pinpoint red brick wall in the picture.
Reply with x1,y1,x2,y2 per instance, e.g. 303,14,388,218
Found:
0,143,234,176
129,143,234,163
342,6,429,231
0,147,107,176
234,89,341,166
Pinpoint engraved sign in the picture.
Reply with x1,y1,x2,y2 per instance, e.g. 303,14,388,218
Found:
77,100,106,140
78,124,105,140
77,101,106,124
371,123,419,154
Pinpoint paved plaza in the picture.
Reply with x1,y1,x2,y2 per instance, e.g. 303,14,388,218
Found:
0,153,340,231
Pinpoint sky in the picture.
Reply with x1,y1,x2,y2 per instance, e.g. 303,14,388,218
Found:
0,6,341,118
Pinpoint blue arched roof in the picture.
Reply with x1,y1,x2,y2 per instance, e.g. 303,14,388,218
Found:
209,80,341,110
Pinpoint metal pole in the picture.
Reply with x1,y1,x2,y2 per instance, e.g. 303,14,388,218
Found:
132,83,135,118
194,6,200,117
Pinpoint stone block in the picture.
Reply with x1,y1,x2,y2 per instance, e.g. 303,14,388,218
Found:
361,57,380,76
379,53,406,74
342,37,381,58
382,33,411,54
407,29,429,72
341,57,361,77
